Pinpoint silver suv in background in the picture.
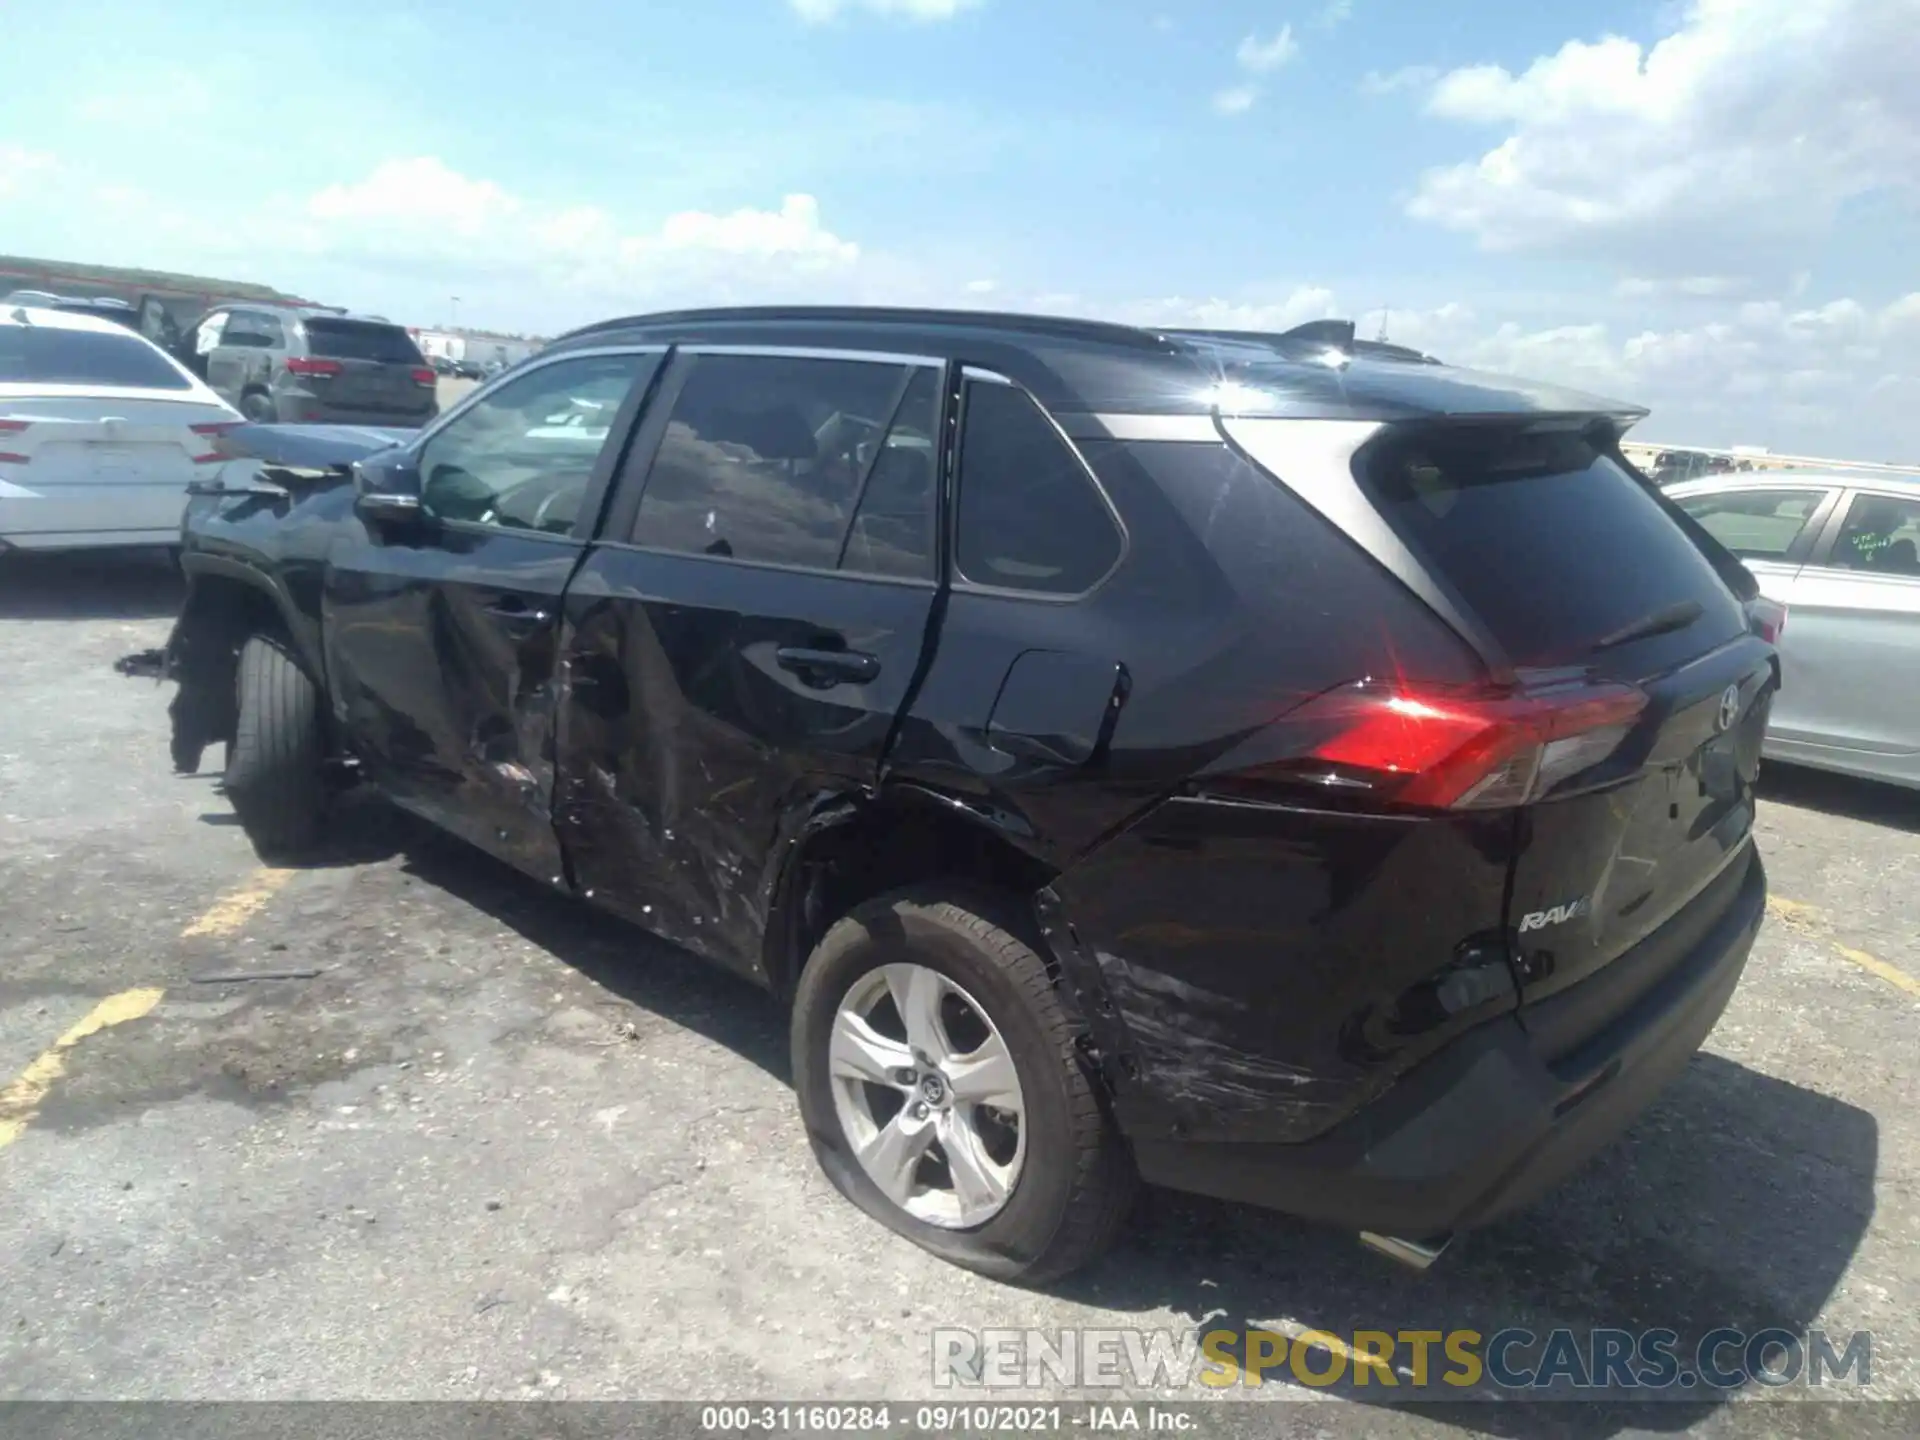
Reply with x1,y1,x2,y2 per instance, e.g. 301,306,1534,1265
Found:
175,303,439,427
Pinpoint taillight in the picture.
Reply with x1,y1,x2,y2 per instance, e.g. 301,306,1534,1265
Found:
0,417,28,463
286,356,342,377
410,367,436,387
1228,679,1649,810
189,420,241,464
1746,596,1787,644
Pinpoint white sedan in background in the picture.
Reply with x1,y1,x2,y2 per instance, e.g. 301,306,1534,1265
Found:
0,304,242,552
1668,469,1920,790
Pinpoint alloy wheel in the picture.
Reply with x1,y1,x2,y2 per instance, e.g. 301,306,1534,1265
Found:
827,962,1026,1229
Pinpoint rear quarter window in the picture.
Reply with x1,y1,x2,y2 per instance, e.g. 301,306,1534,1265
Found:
1358,427,1746,667
302,320,424,364
955,381,1123,595
0,325,192,390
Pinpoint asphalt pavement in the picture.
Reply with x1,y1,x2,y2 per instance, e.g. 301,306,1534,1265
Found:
0,550,1915,1437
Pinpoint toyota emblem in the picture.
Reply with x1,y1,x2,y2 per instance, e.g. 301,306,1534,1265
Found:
1716,684,1741,733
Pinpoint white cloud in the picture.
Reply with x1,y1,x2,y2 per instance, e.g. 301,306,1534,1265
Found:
1315,0,1354,29
965,278,998,294
308,157,520,237
1110,286,1920,462
1236,26,1300,73
788,0,978,21
1408,0,1920,275
1615,275,1751,299
1110,287,1342,333
1212,86,1260,116
0,151,866,333
0,145,54,199
1359,64,1438,96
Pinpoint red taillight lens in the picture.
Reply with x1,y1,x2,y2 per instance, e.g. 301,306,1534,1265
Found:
1257,679,1649,810
286,356,342,377
189,420,240,464
0,420,28,463
410,366,436,387
1746,596,1787,644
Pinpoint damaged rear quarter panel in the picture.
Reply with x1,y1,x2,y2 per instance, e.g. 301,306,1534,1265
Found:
1051,793,1518,1145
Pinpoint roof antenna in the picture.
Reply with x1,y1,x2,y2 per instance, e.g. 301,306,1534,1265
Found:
1374,306,1390,342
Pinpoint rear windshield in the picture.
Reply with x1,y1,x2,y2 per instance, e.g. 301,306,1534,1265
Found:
302,319,424,364
0,324,191,390
1358,427,1745,668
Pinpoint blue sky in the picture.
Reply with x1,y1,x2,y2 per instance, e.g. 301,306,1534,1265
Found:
3,0,1917,459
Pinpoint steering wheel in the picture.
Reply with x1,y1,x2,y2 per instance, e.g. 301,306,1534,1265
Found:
472,473,579,532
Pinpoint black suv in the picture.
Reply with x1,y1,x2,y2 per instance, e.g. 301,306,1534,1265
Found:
156,307,1775,1282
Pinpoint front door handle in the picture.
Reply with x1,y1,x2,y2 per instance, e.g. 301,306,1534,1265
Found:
775,646,881,686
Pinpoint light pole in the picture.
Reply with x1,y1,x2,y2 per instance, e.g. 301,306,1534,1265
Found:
450,295,461,331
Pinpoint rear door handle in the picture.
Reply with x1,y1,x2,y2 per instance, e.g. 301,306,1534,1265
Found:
775,646,880,686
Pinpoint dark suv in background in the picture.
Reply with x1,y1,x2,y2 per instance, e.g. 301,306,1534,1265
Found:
175,302,439,427
155,307,1775,1282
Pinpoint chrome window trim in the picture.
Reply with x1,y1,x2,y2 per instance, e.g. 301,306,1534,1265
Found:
682,344,947,369
586,537,940,591
1081,413,1222,443
1220,415,1511,673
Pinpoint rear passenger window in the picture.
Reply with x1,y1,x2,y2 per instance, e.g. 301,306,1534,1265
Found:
631,353,918,571
1829,494,1920,576
955,381,1121,594
1675,489,1828,559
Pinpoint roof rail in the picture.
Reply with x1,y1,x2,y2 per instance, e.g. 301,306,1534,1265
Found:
557,305,1179,353
1163,320,1441,365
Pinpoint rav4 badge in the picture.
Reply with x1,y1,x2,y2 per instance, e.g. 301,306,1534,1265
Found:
1519,898,1592,933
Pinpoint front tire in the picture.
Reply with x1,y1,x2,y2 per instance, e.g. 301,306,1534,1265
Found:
791,887,1135,1284
224,633,326,858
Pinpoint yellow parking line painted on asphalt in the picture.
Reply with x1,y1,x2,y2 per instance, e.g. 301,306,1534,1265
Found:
1766,895,1820,925
1832,944,1920,1000
0,988,165,1151
1766,894,1920,1002
180,867,294,938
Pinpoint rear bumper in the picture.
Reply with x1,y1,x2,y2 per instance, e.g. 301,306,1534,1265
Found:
272,390,436,428
1132,846,1765,1237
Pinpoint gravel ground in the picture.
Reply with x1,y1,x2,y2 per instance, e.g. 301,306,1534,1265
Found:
0,550,1915,1438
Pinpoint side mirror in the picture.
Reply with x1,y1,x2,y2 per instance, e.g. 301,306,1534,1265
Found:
351,452,427,534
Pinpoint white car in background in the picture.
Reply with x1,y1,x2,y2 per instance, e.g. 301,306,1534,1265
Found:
0,304,242,553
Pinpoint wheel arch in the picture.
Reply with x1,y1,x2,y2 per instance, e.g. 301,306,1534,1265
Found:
164,560,324,772
761,783,1064,1003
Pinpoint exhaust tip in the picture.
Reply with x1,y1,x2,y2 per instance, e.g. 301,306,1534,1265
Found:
1358,1231,1453,1271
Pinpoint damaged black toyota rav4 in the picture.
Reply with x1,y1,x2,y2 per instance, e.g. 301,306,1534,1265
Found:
156,308,1777,1282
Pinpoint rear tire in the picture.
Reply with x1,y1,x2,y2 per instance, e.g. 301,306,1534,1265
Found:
224,633,326,858
240,390,275,423
791,886,1136,1284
